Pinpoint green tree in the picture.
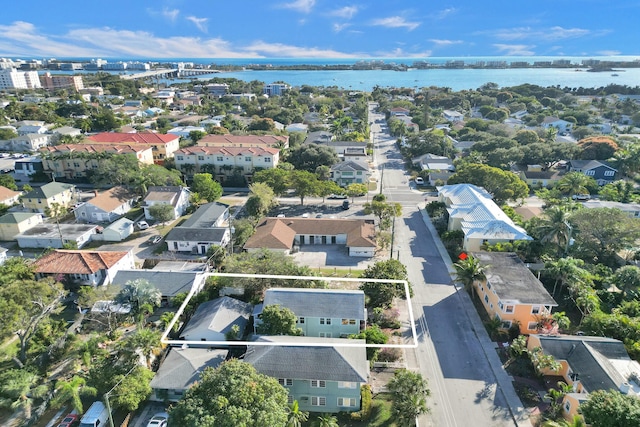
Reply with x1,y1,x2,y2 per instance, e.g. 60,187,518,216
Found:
115,279,161,315
346,183,368,202
543,257,590,298
0,369,48,419
316,414,340,427
543,381,573,420
360,260,410,308
0,174,18,191
169,359,289,426
0,128,17,140
317,180,342,203
120,328,162,368
189,130,206,143
148,203,175,224
610,265,640,298
190,173,223,202
453,255,486,300
290,170,320,205
110,366,154,412
51,375,97,414
286,400,309,427
447,163,529,204
532,206,572,255
287,144,339,173
363,198,402,230
245,182,278,218
556,172,595,197
254,168,290,196
44,201,67,242
580,389,640,427
387,369,430,426
257,305,302,336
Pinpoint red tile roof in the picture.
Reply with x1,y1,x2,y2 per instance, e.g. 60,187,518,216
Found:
42,143,150,155
87,132,179,145
198,134,288,147
0,186,20,202
177,146,279,156
34,250,130,274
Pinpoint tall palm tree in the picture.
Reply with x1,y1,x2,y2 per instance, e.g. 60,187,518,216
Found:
316,413,340,427
115,278,162,314
51,375,97,413
544,257,589,297
0,370,48,420
454,255,486,300
533,206,572,255
556,172,591,197
286,400,309,427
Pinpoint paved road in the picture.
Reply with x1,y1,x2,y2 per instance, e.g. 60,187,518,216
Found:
370,106,521,427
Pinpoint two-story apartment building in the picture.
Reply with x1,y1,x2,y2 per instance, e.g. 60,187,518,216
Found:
567,159,617,186
174,146,280,182
41,144,154,179
254,288,366,338
243,336,368,413
22,182,75,213
330,160,371,187
197,134,289,149
86,132,180,164
142,186,190,221
472,252,557,334
0,212,43,241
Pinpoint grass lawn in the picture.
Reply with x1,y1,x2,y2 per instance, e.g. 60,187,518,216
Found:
314,267,364,278
337,394,396,427
124,207,143,220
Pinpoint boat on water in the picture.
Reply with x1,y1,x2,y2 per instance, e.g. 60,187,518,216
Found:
612,73,619,76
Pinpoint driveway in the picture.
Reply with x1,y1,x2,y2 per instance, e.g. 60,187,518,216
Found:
291,244,377,269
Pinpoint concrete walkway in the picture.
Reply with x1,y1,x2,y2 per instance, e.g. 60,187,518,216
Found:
418,204,533,427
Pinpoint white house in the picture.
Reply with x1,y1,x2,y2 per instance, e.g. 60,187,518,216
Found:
443,110,465,122
143,186,190,221
542,117,574,133
179,297,252,343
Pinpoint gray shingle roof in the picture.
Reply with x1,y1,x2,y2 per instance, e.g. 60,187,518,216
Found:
24,182,75,199
181,202,229,228
111,270,202,297
472,252,557,305
150,347,227,390
165,227,227,243
263,288,365,319
180,297,252,338
243,336,368,382
330,160,369,172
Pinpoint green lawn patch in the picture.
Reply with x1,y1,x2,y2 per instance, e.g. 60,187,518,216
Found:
315,267,364,278
124,207,143,220
335,393,395,427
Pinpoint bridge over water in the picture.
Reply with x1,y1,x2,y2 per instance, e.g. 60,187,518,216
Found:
120,68,221,80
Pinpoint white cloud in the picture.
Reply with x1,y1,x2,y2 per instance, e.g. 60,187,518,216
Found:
186,16,208,33
243,40,359,58
333,23,351,33
487,26,597,42
493,44,536,56
162,8,180,22
598,50,621,56
374,47,432,58
330,6,359,19
429,39,463,47
371,16,420,31
435,8,457,19
278,0,316,14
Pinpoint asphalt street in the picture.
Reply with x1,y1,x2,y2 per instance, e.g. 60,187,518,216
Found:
371,106,522,426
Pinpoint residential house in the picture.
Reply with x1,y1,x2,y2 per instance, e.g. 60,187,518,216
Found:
167,126,206,138
41,144,154,179
472,252,557,334
443,110,465,122
567,160,617,185
197,134,289,149
142,186,190,221
263,83,290,96
93,217,134,242
34,249,135,286
51,126,82,142
0,186,21,206
12,133,51,150
165,202,230,254
542,117,574,133
342,147,367,162
330,160,371,187
14,158,44,177
22,182,75,213
86,132,181,164
305,140,368,158
16,223,98,249
16,121,47,135
174,146,280,183
581,200,640,217
149,347,228,402
243,336,368,413
412,153,455,185
244,218,376,257
439,184,532,251
527,334,640,422
74,186,138,224
389,107,410,116
0,212,43,240
516,164,564,188
110,270,206,306
254,288,365,338
179,297,252,343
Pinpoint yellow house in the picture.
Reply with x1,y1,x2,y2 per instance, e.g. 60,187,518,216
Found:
0,212,43,240
527,334,640,421
471,252,557,334
22,182,76,213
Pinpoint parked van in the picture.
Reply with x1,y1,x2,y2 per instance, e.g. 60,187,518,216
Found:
79,401,109,427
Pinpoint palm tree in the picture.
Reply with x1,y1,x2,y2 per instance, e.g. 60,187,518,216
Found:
544,257,589,297
286,400,309,427
0,370,48,420
453,255,486,300
51,375,97,413
541,415,586,427
44,202,67,243
316,413,340,427
533,206,572,255
556,172,591,197
544,381,574,420
115,278,162,314
121,328,162,368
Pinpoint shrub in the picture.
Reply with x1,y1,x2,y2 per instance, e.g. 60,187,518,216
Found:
377,347,402,363
350,385,373,421
371,307,402,329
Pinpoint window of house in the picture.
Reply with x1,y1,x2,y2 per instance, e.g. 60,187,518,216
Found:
278,378,293,387
531,306,541,314
197,156,205,161
310,380,326,388
245,157,251,162
564,400,571,413
176,156,184,161
319,332,332,338
501,320,511,328
217,156,223,161
265,157,271,162
486,282,492,290
604,170,615,176
311,396,326,406
287,395,294,404
320,318,331,325
505,305,514,313
484,295,489,303
338,397,357,407
338,382,357,389
298,317,305,324
528,321,538,331
585,170,595,176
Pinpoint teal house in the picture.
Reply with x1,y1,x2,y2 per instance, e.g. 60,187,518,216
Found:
243,336,368,413
254,288,366,338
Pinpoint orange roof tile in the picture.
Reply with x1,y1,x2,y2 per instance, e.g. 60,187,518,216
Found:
87,132,179,145
88,186,137,212
0,186,20,201
34,250,130,275
177,146,279,156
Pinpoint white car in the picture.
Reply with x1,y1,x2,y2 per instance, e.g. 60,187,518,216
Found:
137,221,150,230
415,177,424,186
146,412,168,427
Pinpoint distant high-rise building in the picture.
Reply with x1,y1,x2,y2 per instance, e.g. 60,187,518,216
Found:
263,83,290,96
0,68,42,90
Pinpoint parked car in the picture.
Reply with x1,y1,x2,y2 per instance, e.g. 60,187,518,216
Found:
57,413,79,427
146,412,169,427
342,200,350,210
137,221,150,230
147,235,162,245
415,177,424,186
572,193,590,201
328,193,348,199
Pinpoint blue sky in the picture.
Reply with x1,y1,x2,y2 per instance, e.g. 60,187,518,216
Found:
1,0,639,59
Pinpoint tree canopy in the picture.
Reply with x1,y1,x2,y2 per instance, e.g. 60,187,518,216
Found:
580,389,640,427
190,173,223,203
169,359,289,427
360,260,410,308
447,163,529,204
257,305,302,336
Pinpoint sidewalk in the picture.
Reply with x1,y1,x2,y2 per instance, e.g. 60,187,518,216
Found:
418,204,532,427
